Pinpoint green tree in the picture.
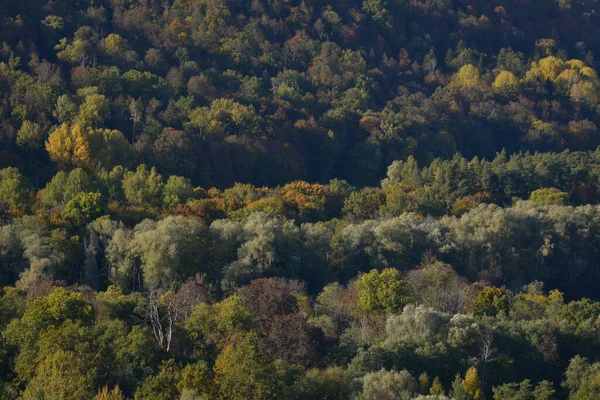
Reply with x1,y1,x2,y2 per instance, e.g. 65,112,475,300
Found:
131,216,211,289
470,286,510,317
122,164,164,207
185,295,253,360
213,335,283,400
61,192,106,225
0,167,29,210
359,369,417,400
4,287,94,382
75,93,111,127
529,188,568,206
134,360,181,400
21,349,97,400
356,268,411,315
53,95,78,124
419,372,431,395
163,175,194,209
17,121,44,153
292,367,353,400
451,374,469,400
39,168,95,207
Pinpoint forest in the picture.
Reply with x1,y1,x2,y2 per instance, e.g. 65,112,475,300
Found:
2,0,600,398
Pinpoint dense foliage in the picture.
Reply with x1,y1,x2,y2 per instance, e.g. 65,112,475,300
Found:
3,0,600,398
2,0,600,188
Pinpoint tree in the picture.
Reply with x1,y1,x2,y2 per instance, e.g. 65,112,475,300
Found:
343,188,385,220
220,214,303,288
46,123,92,170
493,71,519,97
430,377,445,396
213,335,283,400
454,64,481,90
479,328,498,391
105,34,129,59
178,361,212,399
385,305,451,346
4,287,94,382
260,312,324,367
163,175,194,209
129,216,212,289
61,192,105,225
17,121,44,153
134,360,181,400
21,349,97,400
451,374,469,400
463,367,483,400
355,269,411,315
95,385,125,400
239,278,301,330
186,98,261,139
359,369,418,400
492,379,555,400
564,356,600,400
529,188,568,206
75,93,111,127
0,167,29,210
380,184,417,217
129,98,144,142
53,95,78,124
185,295,253,361
532,381,555,400
89,128,135,171
292,367,353,400
122,164,164,207
419,372,431,395
39,168,94,207
362,0,391,25
470,286,510,317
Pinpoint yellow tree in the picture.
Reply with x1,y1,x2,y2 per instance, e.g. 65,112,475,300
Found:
46,123,92,170
455,64,481,90
95,385,125,400
463,367,483,400
493,71,519,97
430,376,445,396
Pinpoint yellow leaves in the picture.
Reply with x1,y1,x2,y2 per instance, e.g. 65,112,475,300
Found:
75,93,111,127
525,56,563,82
570,81,599,106
493,70,519,97
566,59,586,70
454,64,481,89
555,69,580,85
524,57,600,106
463,367,483,400
95,385,125,400
46,123,132,171
580,66,598,80
526,56,598,84
104,34,127,57
187,98,260,139
493,70,518,89
46,123,92,170
537,56,564,81
549,289,564,302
